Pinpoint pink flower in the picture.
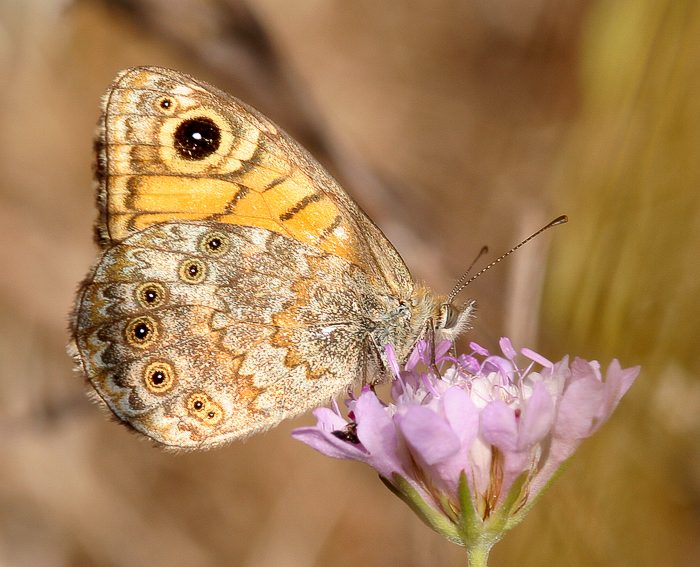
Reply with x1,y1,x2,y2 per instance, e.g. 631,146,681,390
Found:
293,339,639,558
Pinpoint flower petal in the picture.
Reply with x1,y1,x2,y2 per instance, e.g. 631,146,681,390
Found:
292,409,368,460
313,406,350,432
438,387,481,494
595,360,640,429
384,343,401,379
354,390,407,478
518,382,555,449
442,387,479,446
291,426,369,460
480,400,518,452
555,366,605,440
398,406,461,465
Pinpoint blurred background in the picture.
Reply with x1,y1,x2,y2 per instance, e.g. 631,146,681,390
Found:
1,0,698,565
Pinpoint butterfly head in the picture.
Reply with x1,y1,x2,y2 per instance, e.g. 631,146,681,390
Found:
434,298,475,341
406,286,475,347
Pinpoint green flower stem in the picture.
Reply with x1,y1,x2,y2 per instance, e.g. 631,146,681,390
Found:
466,541,493,567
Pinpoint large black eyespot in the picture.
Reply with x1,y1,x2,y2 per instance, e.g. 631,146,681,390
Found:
173,117,220,160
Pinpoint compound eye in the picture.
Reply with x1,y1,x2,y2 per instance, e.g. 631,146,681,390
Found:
439,303,458,330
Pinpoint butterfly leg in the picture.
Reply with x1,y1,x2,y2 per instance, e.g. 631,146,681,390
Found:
363,334,387,387
424,319,443,377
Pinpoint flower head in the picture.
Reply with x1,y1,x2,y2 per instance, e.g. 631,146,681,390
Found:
293,338,639,554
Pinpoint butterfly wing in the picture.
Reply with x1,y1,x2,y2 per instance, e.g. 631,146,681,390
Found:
72,222,386,448
95,66,412,295
72,67,423,447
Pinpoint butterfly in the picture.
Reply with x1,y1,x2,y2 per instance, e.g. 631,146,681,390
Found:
69,66,473,449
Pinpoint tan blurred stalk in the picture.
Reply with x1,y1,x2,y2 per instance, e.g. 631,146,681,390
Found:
545,0,700,368
537,1,700,566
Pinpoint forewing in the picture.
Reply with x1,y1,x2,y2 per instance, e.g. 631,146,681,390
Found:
97,66,412,295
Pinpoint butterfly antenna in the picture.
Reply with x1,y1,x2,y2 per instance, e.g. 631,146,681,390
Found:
448,246,489,303
449,215,568,301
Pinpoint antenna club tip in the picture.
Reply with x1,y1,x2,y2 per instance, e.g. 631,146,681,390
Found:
551,214,568,226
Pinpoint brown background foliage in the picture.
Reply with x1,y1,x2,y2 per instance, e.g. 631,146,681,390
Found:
1,1,698,566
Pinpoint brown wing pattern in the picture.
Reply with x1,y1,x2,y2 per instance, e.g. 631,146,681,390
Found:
73,222,386,448
95,66,412,295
